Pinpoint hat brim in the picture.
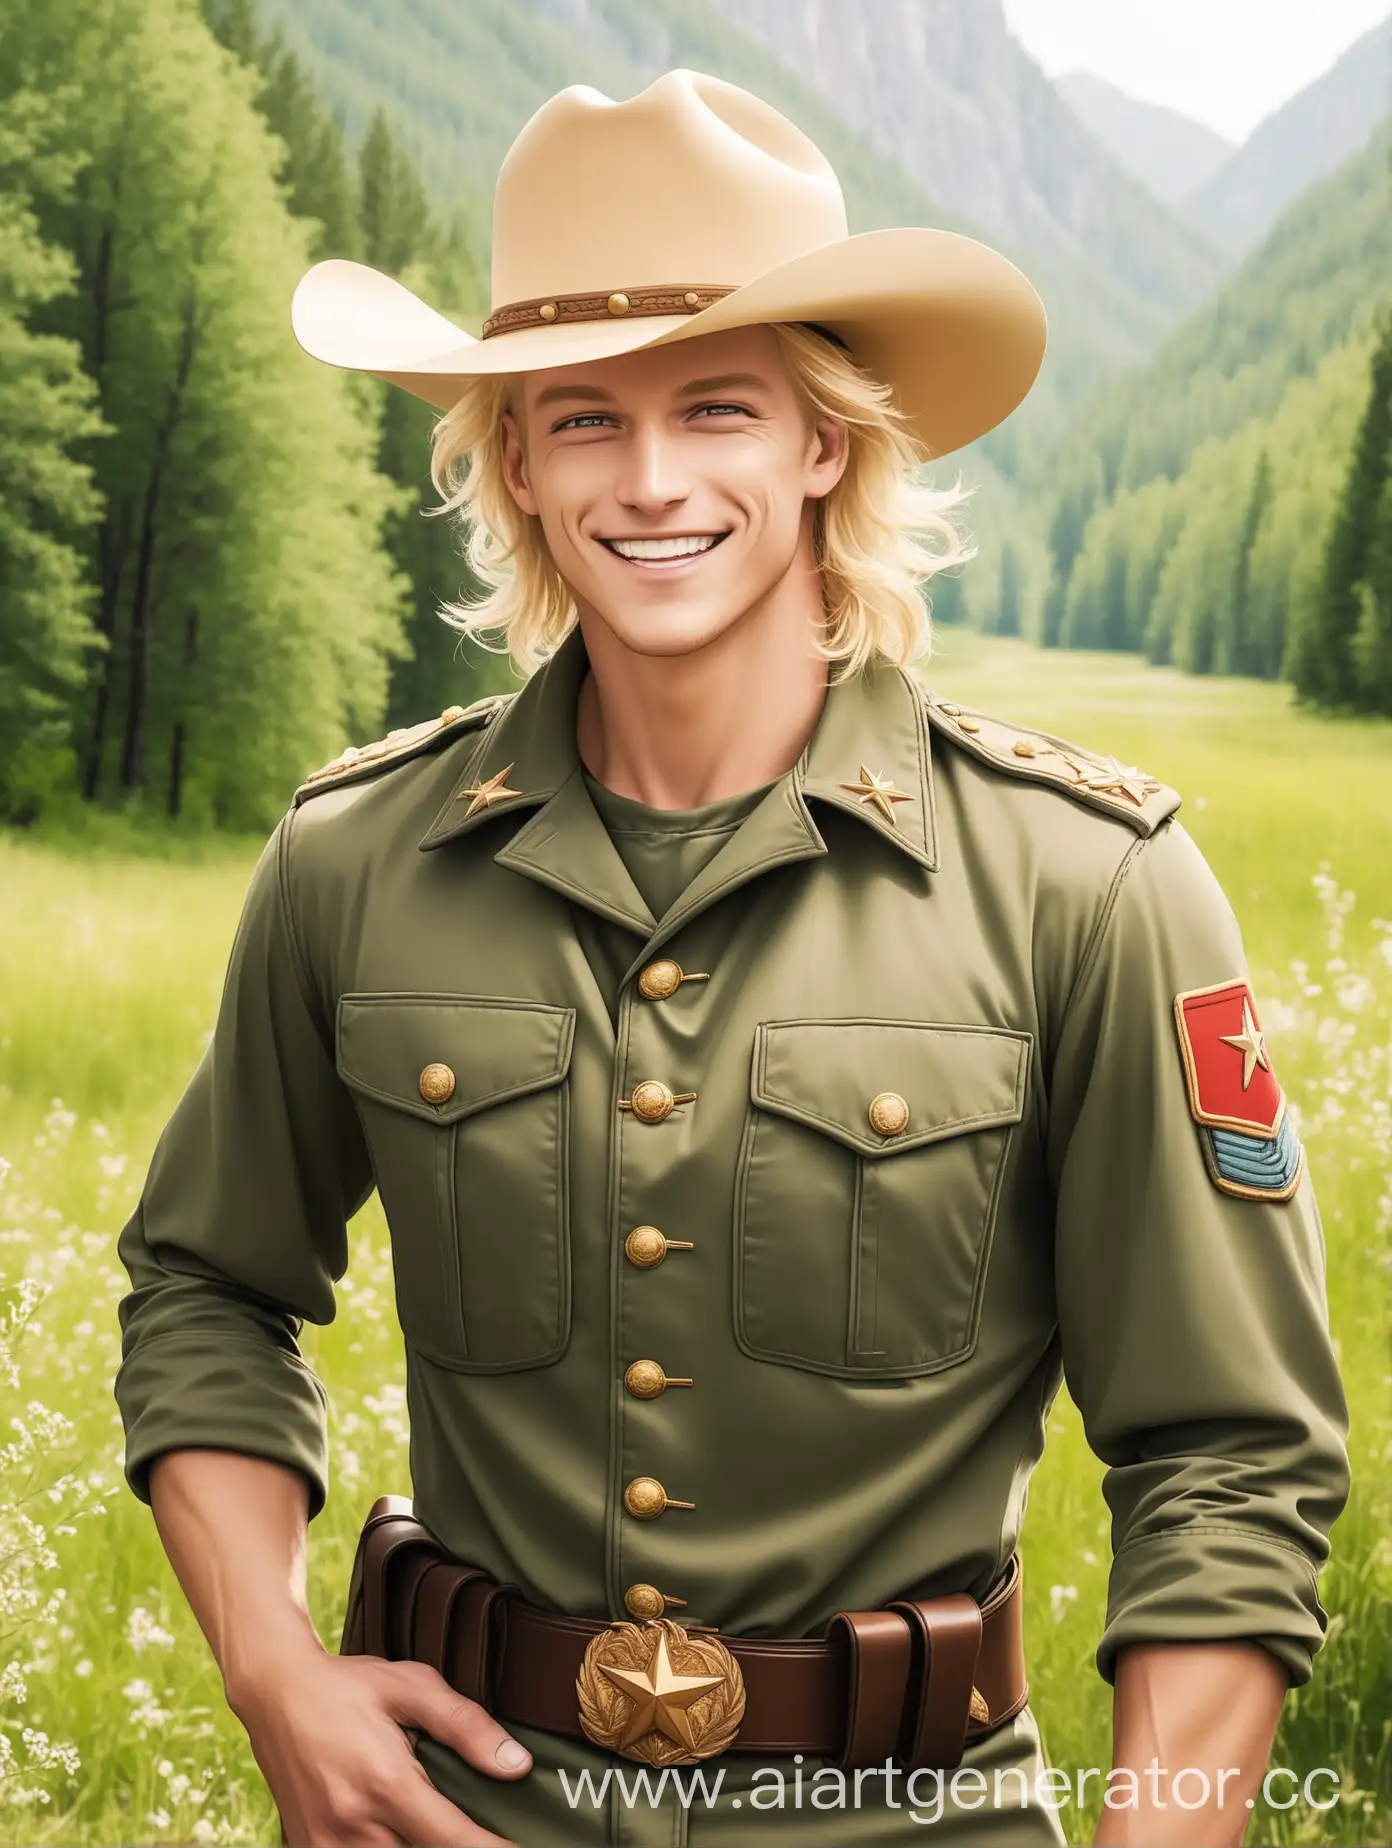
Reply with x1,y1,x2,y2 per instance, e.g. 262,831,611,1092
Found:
291,227,1047,458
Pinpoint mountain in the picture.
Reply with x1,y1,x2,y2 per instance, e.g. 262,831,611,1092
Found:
1054,72,1233,207
1040,124,1392,507
705,0,1220,324
1037,124,1392,652
1187,17,1392,252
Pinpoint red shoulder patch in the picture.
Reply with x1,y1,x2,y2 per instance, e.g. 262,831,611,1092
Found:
1173,979,1283,1137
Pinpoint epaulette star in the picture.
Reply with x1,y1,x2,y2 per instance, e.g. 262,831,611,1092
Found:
293,693,512,807
919,690,1179,837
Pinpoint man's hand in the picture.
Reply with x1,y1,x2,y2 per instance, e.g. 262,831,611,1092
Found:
232,1648,532,1848
142,1452,532,1846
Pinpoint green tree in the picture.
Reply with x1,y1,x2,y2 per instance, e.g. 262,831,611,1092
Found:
1350,467,1392,713
359,109,434,277
1223,447,1271,677
995,540,1022,638
207,0,500,729
0,69,107,818
203,0,362,259
13,0,408,826
1292,311,1392,708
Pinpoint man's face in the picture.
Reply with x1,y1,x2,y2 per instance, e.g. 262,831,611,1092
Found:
499,325,849,659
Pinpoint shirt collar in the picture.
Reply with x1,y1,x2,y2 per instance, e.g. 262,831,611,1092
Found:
418,623,938,942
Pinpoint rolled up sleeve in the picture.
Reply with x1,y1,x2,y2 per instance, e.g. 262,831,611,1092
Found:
1046,816,1351,1688
114,807,373,1521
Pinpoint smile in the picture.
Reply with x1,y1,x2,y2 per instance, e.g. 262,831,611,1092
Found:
601,533,729,566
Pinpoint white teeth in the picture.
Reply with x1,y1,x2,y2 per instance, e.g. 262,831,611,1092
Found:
608,534,721,559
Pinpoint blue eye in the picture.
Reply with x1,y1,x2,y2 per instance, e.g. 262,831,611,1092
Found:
555,413,611,431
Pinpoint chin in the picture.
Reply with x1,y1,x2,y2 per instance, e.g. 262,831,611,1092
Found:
610,613,743,657
590,600,746,660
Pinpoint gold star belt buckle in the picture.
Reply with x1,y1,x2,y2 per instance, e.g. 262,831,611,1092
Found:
576,1618,745,1766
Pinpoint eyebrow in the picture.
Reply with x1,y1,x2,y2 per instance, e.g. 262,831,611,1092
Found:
533,382,617,409
531,371,775,412
675,372,774,398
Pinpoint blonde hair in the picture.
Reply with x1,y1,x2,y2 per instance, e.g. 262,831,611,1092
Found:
425,322,974,681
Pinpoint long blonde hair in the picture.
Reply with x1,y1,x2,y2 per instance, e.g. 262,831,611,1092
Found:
425,322,974,681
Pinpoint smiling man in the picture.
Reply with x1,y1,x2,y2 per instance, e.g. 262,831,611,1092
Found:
113,69,1349,1848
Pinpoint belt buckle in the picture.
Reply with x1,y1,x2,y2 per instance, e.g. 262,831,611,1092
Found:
577,1617,746,1766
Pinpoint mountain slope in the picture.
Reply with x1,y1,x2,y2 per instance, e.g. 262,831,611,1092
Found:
1187,17,1392,251
1055,72,1233,207
1037,124,1392,646
1045,123,1392,502
704,0,1221,320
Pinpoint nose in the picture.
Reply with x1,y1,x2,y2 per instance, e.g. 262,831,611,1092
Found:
613,418,690,515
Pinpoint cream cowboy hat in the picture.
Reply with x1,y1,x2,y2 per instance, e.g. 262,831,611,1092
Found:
291,69,1047,458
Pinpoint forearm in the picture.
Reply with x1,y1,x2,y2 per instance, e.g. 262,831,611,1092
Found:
147,1446,329,1714
1093,1640,1287,1847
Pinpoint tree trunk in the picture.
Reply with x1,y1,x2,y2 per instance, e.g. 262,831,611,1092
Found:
167,607,199,817
120,288,200,794
81,220,123,801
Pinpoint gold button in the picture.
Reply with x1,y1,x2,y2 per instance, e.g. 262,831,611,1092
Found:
439,705,466,722
939,703,960,716
539,301,558,322
419,1062,456,1105
624,1226,695,1268
683,291,700,308
868,1090,909,1137
624,1582,685,1619
956,715,982,734
638,959,684,1000
1012,738,1037,757
624,1360,694,1398
607,291,631,316
631,1080,673,1121
623,1476,695,1519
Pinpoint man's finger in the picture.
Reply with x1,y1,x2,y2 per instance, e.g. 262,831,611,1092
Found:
381,1661,534,1779
386,1763,518,1848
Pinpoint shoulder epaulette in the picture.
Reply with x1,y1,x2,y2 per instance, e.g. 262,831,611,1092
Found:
292,692,513,807
920,687,1180,837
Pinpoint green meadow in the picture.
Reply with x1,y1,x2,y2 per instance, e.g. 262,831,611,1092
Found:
0,636,1388,1844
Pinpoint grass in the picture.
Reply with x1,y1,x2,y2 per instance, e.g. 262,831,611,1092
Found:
0,634,1388,1843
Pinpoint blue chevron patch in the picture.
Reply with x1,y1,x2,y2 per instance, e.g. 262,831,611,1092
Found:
1203,1109,1303,1200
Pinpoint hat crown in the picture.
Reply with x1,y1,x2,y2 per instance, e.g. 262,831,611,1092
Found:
490,69,849,307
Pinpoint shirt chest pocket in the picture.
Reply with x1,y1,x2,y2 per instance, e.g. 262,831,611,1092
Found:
336,993,575,1372
734,1019,1031,1378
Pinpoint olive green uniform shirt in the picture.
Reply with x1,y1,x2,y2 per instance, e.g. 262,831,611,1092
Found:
113,624,1350,1843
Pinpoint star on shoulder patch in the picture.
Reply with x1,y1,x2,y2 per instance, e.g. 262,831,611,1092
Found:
1173,979,1304,1201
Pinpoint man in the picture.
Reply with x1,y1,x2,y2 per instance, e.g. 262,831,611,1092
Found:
113,69,1350,1848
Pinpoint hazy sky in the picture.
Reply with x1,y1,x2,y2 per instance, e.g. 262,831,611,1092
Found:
1001,0,1391,143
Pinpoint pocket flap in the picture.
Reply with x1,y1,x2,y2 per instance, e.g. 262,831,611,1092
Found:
752,1018,1030,1157
337,992,575,1125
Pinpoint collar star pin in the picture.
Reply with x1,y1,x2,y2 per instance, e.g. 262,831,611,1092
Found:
839,764,913,827
455,762,524,817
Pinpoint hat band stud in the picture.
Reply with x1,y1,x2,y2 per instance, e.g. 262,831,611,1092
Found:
481,283,735,338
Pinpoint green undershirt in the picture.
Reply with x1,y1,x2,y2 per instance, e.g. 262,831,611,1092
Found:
581,766,780,924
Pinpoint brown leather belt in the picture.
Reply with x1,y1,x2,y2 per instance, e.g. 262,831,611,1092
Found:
340,1496,1028,1772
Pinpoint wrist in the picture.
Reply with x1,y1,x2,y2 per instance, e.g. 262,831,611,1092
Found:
223,1607,329,1720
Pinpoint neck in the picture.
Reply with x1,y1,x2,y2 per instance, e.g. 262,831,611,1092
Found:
573,540,830,810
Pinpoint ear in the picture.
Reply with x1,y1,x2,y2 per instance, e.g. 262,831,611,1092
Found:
803,413,850,502
500,409,539,517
